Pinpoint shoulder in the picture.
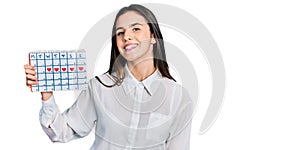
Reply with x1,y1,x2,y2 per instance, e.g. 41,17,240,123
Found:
160,77,193,105
160,77,186,93
89,73,116,89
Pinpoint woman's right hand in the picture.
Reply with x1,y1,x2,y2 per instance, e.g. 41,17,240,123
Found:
24,64,53,101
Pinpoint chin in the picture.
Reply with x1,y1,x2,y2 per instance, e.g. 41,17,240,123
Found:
124,57,137,62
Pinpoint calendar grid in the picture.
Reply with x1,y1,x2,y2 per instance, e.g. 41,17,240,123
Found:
76,53,79,89
44,53,47,91
67,52,70,90
52,52,55,91
58,52,62,91
29,50,88,92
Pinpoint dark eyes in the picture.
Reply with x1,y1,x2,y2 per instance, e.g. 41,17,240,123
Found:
117,32,124,36
116,27,141,36
133,27,140,31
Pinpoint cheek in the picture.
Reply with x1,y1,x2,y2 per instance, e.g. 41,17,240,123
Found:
136,33,151,41
116,39,123,49
140,39,152,48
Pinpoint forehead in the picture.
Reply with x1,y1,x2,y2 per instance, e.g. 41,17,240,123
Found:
116,11,147,28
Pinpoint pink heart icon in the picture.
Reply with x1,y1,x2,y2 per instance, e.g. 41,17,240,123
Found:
79,67,84,71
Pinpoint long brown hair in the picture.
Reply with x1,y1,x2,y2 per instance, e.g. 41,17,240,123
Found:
98,4,175,87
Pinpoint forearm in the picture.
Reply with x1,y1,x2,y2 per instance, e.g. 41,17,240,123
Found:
39,95,80,142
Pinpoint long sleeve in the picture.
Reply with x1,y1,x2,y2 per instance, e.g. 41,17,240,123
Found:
167,123,192,150
39,82,97,143
39,96,80,142
166,88,194,150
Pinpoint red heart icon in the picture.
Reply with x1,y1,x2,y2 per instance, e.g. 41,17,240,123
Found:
62,68,66,72
79,67,84,71
54,68,59,72
47,68,51,72
70,67,74,71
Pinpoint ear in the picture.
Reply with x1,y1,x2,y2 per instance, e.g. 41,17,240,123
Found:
150,34,156,44
151,38,156,44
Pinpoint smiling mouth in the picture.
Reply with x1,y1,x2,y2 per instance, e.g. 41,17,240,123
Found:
124,43,138,52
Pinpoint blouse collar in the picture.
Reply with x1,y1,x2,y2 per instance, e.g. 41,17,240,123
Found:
122,64,162,96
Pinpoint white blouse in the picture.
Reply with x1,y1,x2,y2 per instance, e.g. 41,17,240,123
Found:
39,65,193,150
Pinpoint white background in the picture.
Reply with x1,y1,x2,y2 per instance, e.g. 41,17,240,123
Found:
1,0,300,149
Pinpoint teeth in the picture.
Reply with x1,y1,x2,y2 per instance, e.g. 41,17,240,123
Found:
125,44,137,51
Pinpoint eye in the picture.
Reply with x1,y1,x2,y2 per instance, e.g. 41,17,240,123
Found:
117,32,124,36
133,27,140,32
117,31,124,36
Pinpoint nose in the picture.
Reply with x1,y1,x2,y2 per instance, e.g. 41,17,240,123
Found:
124,30,132,41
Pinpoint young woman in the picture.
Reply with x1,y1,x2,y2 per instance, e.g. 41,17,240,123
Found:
24,4,193,150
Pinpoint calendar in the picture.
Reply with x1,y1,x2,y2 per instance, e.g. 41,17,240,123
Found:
29,50,88,92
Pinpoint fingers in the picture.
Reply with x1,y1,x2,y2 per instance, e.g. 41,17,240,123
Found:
26,74,37,83
26,79,38,86
24,64,36,75
24,64,38,86
24,64,35,70
25,67,36,76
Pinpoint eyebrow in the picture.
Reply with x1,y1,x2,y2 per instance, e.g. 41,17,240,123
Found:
116,23,143,31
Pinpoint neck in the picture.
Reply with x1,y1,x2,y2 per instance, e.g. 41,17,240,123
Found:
128,59,155,81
